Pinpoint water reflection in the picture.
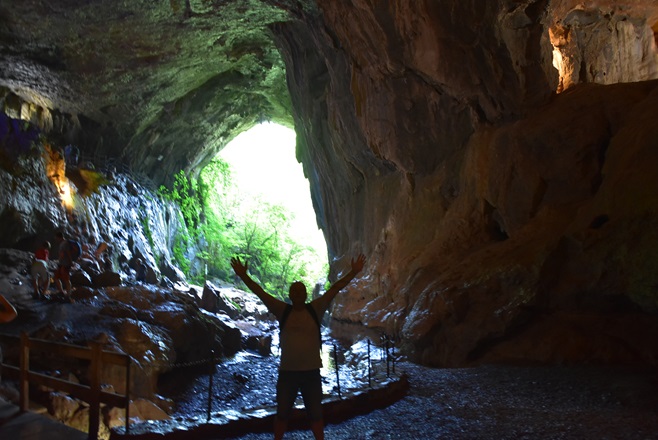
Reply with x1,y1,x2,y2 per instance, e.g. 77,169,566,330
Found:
276,322,396,396
160,322,400,420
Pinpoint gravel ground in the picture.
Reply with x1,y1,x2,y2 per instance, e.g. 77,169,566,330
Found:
214,362,658,440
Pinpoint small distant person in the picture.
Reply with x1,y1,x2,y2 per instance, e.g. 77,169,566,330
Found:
53,231,73,298
135,258,146,282
31,241,51,298
231,254,366,440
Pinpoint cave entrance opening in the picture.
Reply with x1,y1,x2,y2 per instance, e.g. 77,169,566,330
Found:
201,122,328,300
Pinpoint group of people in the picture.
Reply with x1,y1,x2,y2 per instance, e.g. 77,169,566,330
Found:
29,229,114,300
30,231,76,299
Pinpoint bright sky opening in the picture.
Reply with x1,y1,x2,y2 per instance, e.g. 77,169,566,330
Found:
220,122,327,261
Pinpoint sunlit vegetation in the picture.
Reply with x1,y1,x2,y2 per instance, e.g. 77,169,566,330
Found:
159,162,328,300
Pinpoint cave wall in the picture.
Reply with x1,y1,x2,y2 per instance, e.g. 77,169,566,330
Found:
1,0,658,367
273,1,658,366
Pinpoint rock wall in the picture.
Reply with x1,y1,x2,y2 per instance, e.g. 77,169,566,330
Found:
2,0,658,367
274,1,658,366
0,132,188,282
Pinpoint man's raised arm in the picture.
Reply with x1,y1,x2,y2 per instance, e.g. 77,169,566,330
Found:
318,254,366,308
230,257,285,317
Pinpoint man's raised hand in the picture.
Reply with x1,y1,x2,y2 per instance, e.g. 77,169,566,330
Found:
351,254,366,274
230,257,248,277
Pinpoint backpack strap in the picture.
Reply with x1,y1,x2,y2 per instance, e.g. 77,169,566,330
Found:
280,304,293,328
279,303,322,343
305,303,321,330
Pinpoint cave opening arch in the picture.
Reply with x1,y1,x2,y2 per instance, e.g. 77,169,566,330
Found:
198,122,329,295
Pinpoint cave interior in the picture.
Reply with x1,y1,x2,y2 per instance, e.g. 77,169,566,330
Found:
0,0,658,369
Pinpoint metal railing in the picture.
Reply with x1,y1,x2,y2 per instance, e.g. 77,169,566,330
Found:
0,332,132,440
1,330,400,435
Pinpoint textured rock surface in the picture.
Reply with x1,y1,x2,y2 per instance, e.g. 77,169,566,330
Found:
273,1,658,366
0,250,262,397
0,0,294,185
2,0,658,367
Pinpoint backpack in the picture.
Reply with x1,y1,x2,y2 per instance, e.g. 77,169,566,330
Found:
280,303,322,343
67,239,82,261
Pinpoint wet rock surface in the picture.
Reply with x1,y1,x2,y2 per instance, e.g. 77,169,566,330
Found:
214,362,658,440
136,330,658,440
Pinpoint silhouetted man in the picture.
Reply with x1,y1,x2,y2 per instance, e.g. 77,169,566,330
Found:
231,254,366,440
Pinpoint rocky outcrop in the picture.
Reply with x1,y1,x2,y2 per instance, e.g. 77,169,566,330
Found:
276,2,658,366
0,247,272,399
1,0,658,368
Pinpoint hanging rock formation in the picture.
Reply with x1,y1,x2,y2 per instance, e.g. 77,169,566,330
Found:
1,0,658,366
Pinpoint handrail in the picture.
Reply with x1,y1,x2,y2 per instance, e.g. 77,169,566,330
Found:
0,332,131,440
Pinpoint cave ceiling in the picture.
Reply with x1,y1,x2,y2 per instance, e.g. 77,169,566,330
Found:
0,0,308,185
1,0,658,186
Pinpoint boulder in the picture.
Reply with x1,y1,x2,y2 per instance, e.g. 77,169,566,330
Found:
93,271,122,288
159,259,185,284
200,281,239,318
70,270,92,287
234,320,272,356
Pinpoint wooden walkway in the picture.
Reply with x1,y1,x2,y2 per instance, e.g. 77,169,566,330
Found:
0,396,87,440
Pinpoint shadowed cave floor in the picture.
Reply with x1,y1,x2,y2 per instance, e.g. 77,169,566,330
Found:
158,357,658,440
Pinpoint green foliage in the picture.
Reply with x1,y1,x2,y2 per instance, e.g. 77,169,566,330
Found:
158,170,202,238
140,212,154,248
199,157,326,299
160,157,327,294
172,229,191,276
158,171,200,277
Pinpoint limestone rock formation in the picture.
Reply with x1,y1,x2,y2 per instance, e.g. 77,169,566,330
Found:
1,0,658,367
0,248,261,396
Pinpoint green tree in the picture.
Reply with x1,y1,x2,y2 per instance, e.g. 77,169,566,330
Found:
162,157,327,293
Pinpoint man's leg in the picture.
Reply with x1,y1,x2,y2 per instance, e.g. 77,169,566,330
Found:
41,274,50,295
309,419,324,440
300,370,324,440
275,371,298,440
33,277,40,297
274,417,288,440
54,266,65,294
62,266,72,296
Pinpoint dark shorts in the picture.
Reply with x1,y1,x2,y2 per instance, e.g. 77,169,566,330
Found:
55,265,70,283
276,369,323,421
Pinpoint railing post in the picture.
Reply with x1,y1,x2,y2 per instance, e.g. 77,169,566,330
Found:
125,355,131,434
88,341,102,440
207,349,215,422
333,344,341,399
19,332,30,412
367,339,371,388
385,335,390,378
392,337,396,375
